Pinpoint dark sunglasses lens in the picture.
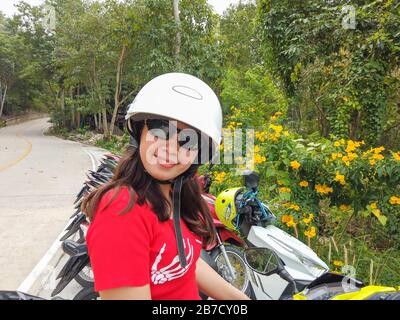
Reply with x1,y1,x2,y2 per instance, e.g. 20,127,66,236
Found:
146,119,204,151
146,119,170,139
178,129,201,150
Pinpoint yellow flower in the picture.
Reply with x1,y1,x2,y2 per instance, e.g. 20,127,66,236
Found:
290,160,301,170
334,172,346,185
304,226,316,239
269,124,283,133
282,214,296,227
281,214,292,224
339,204,351,212
372,153,384,161
290,204,300,211
347,152,358,161
374,146,385,154
389,196,400,205
334,141,341,147
331,153,338,160
254,145,260,153
254,154,266,164
279,187,291,193
283,131,290,137
341,156,351,166
393,152,400,161
315,184,333,195
214,172,227,184
255,131,267,142
345,144,356,153
302,213,314,225
286,219,297,228
333,260,344,267
370,159,376,166
370,202,377,209
275,111,283,116
299,180,309,187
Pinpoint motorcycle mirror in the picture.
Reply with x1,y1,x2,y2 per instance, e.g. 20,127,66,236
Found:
243,247,281,276
244,247,299,293
242,170,259,189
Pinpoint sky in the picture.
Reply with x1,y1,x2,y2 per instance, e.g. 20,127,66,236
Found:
0,0,243,17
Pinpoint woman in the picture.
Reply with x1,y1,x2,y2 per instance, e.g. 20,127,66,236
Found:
81,72,250,300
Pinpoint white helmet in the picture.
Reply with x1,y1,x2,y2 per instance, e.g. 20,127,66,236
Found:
125,72,222,160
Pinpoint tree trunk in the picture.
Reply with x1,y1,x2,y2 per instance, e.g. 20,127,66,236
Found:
350,110,361,140
98,112,102,130
94,113,98,130
70,86,75,130
173,0,181,70
102,107,109,140
0,83,7,118
76,86,81,129
110,45,127,136
60,78,65,127
92,59,109,140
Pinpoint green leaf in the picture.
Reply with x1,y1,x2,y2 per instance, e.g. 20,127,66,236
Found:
377,215,387,226
279,192,291,201
265,167,276,177
361,210,370,217
283,158,290,166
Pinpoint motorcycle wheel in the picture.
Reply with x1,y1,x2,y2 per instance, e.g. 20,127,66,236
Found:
73,287,100,300
74,263,94,288
210,245,251,298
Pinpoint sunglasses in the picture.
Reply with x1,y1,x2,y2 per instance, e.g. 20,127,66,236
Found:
145,119,204,151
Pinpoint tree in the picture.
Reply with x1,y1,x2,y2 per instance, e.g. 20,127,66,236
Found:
0,31,14,117
257,0,400,145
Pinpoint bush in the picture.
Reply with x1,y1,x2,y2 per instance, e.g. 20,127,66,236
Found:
211,112,400,286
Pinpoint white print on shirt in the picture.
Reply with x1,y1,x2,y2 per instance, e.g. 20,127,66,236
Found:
195,239,202,245
151,238,194,285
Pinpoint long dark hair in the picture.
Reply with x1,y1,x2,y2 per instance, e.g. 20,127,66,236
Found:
81,121,216,246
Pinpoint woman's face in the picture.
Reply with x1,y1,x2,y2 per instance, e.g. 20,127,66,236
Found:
139,119,199,181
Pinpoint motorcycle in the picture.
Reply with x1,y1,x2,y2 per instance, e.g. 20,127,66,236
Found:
242,246,400,300
213,170,330,300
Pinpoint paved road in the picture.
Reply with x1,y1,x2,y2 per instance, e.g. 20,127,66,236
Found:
0,117,107,298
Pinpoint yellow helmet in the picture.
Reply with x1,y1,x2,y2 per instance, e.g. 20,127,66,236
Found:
215,187,244,230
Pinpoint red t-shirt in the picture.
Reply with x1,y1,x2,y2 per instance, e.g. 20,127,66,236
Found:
86,185,203,300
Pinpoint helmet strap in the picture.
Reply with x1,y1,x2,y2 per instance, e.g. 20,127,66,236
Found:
172,175,187,267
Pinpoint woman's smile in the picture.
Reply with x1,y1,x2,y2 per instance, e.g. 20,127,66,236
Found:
154,152,179,168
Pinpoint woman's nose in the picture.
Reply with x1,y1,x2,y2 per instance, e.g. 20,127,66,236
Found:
165,132,179,151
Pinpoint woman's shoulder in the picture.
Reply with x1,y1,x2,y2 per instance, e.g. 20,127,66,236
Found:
95,185,152,220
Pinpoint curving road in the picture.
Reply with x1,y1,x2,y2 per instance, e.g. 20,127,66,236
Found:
0,117,107,295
